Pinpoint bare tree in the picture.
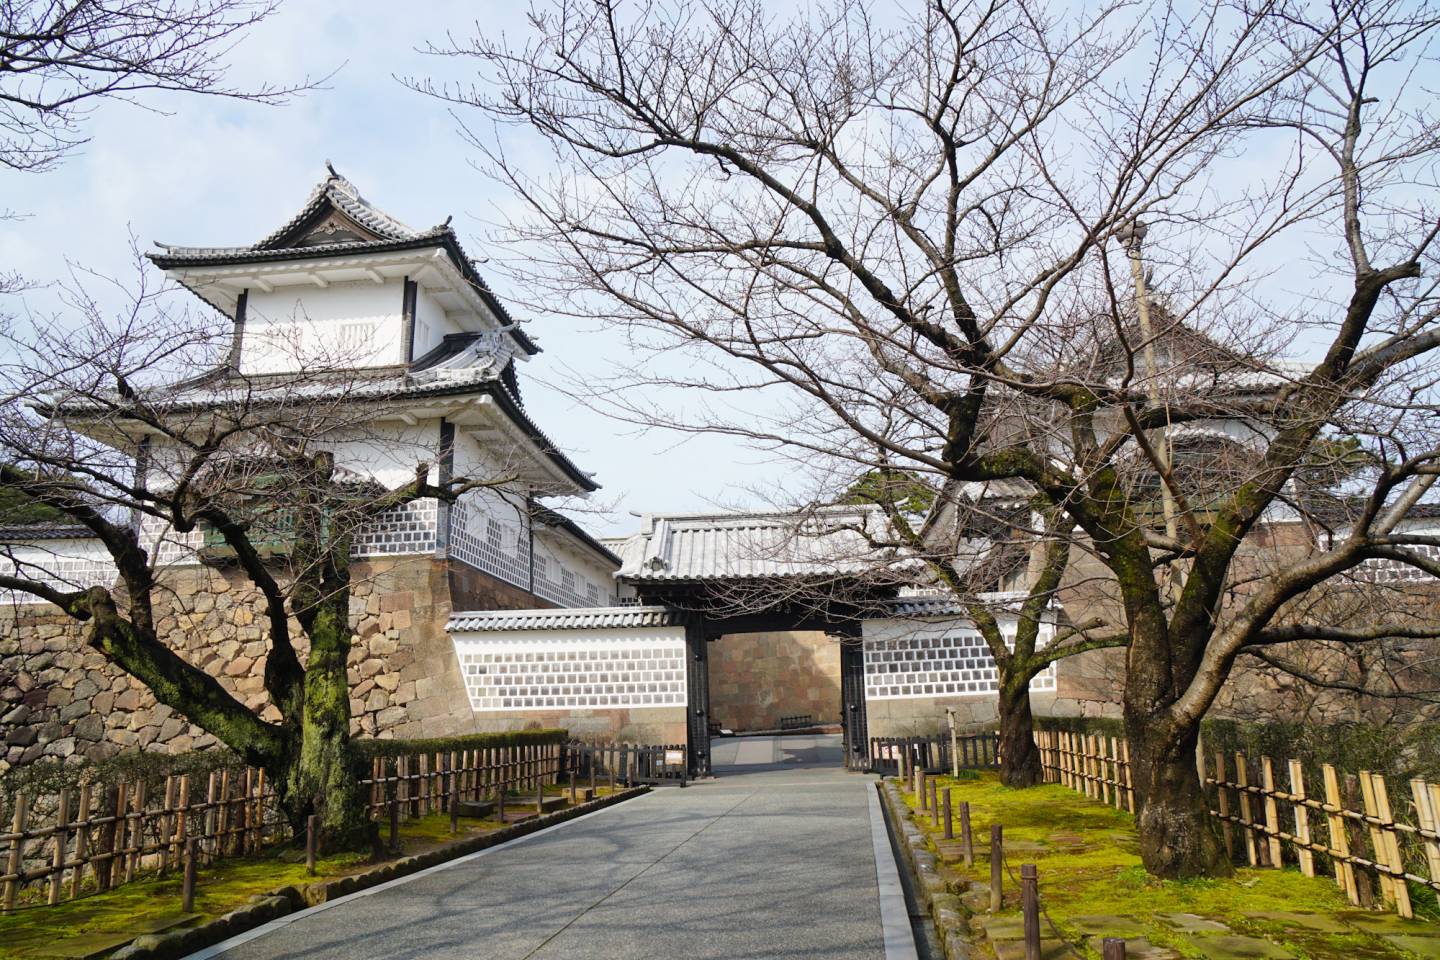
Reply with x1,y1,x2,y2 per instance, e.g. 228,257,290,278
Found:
420,0,1440,877
0,0,307,172
0,267,517,847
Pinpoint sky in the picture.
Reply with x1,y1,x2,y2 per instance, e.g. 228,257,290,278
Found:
0,1,793,536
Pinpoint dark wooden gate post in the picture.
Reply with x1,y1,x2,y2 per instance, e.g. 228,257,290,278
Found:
840,635,869,771
684,615,712,779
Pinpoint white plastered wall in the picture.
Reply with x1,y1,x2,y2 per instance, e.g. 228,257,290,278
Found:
240,280,406,373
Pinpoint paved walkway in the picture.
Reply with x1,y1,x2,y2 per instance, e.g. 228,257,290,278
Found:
193,734,914,960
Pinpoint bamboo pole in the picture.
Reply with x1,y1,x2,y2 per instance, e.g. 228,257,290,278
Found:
3,792,28,912
71,784,92,899
1235,754,1258,866
1261,757,1283,867
1289,760,1315,878
1358,771,1396,909
1322,764,1357,903
49,787,72,904
1412,779,1440,888
1368,773,1412,919
1212,752,1234,861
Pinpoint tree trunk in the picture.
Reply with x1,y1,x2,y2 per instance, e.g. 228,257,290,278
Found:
281,603,372,852
1126,714,1232,879
996,678,1044,787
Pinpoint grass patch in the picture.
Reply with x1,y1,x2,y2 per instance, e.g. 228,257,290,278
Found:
900,773,1436,959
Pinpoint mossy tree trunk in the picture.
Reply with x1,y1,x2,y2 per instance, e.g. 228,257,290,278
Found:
1125,711,1230,878
996,676,1043,787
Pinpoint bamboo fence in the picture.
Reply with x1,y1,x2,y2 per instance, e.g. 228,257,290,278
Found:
1036,728,1440,920
1,738,579,912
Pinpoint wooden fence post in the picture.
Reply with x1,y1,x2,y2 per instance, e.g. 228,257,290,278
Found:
1102,938,1127,960
960,801,974,868
990,824,1003,911
943,788,953,841
1021,864,1040,960
182,839,196,914
1358,771,1396,910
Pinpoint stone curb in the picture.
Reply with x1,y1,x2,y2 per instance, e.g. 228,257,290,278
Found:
108,786,652,960
877,779,978,960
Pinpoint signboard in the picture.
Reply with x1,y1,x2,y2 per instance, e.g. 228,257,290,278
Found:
664,749,685,767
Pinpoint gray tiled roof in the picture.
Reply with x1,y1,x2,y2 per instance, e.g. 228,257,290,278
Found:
608,506,899,582
447,605,685,633
48,370,600,493
0,524,97,541
148,163,540,357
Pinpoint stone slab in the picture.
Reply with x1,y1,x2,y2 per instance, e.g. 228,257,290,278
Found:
455,799,496,818
1004,839,1049,852
1179,935,1295,958
1339,912,1440,937
129,913,202,935
978,915,1026,940
1067,914,1150,939
1248,912,1351,934
1157,912,1231,933
992,940,1071,960
1383,935,1440,957
1122,939,1183,960
31,932,137,959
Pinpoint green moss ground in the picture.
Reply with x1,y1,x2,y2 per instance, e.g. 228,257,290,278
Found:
0,789,606,960
901,773,1438,959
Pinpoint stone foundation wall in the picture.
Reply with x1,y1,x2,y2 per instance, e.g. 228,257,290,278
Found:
448,562,559,614
708,631,841,732
1,556,488,773
470,706,686,745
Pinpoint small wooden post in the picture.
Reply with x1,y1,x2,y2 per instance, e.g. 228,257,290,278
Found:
306,815,318,876
182,839,197,914
989,823,1003,911
387,759,401,855
1102,938,1127,960
449,772,460,834
929,777,939,827
3,791,29,913
535,773,544,815
916,768,926,810
1343,774,1376,908
943,788,953,841
1021,864,1040,960
960,801,974,867
588,746,597,797
1261,757,1283,867
1290,760,1315,877
568,771,577,805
